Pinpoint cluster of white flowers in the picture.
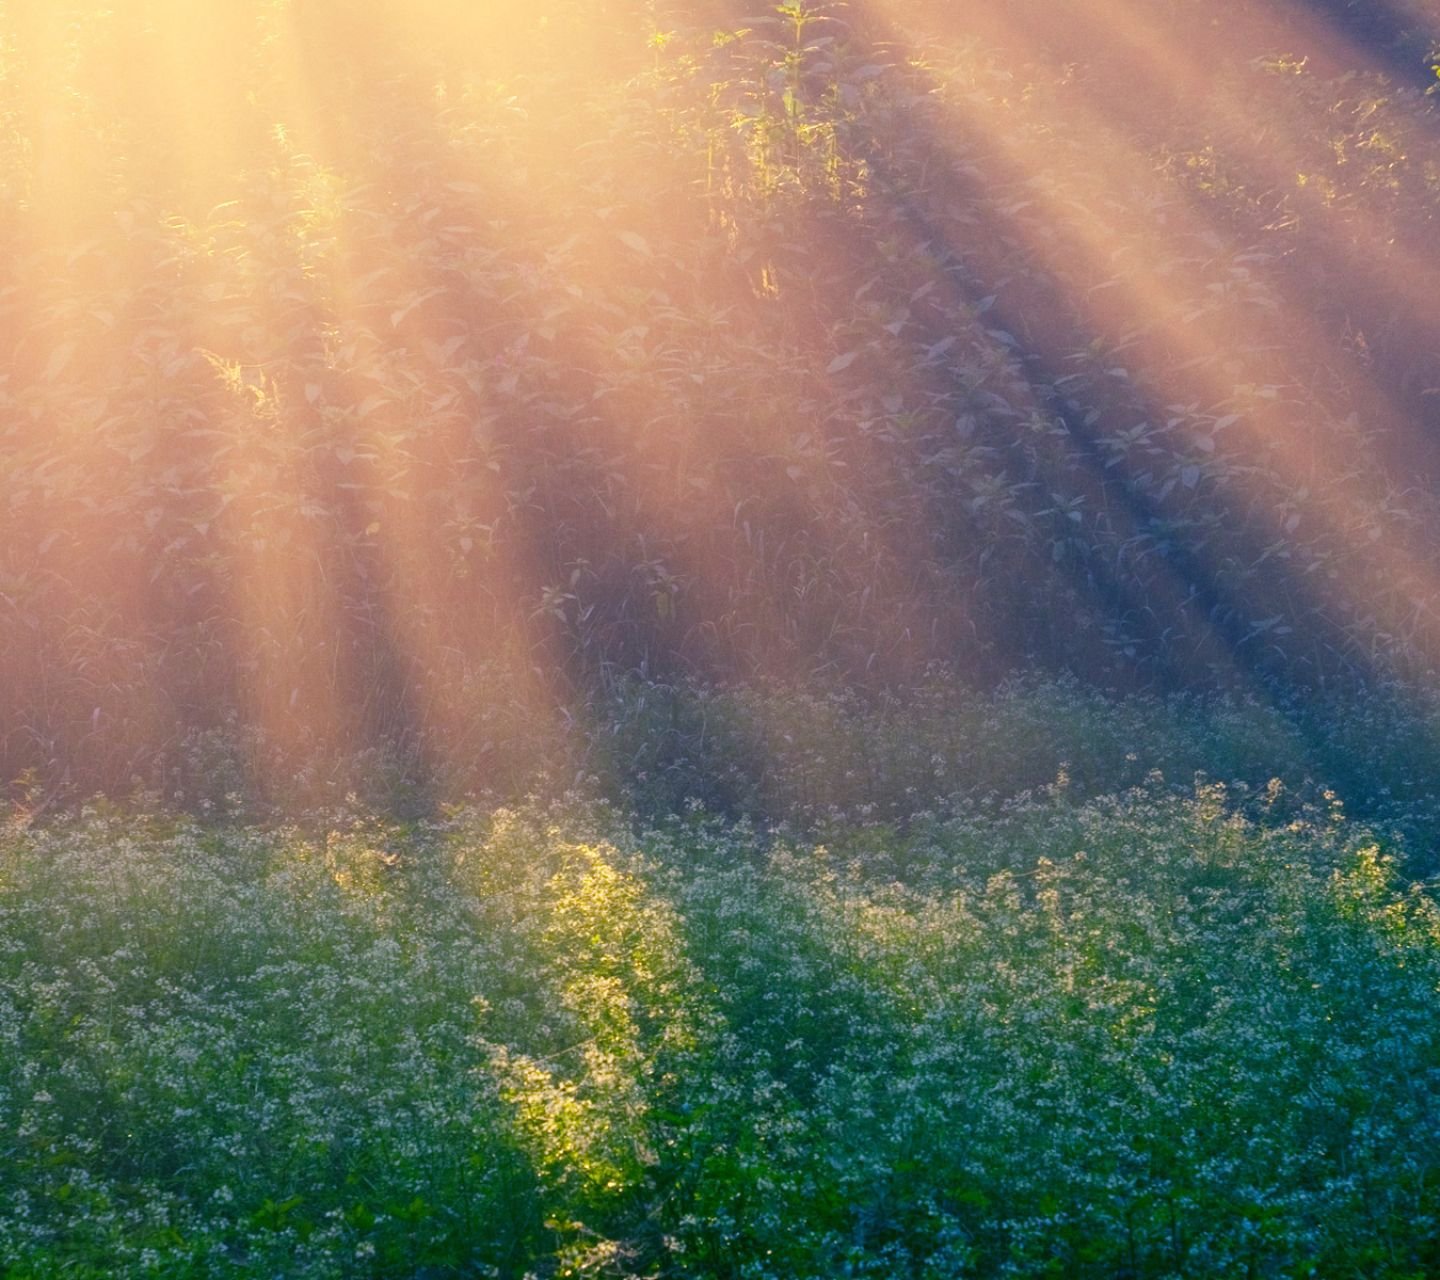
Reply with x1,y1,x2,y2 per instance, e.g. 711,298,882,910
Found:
2,778,1438,1276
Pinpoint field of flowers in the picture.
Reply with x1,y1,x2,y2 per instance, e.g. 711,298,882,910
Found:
5,725,1440,1278
7,6,1440,1275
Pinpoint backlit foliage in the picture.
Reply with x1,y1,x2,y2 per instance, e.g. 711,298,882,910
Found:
3,1,1440,798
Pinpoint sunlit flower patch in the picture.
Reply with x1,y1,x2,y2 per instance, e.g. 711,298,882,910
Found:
3,783,1439,1277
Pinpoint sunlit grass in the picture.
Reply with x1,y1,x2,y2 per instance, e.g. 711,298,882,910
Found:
6,2,1440,795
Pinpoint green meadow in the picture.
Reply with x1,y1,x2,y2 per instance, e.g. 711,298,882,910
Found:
7,683,1440,1278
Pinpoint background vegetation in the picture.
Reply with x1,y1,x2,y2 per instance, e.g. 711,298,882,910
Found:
3,0,1440,802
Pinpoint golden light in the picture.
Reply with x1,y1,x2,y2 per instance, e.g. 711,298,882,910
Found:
4,0,1440,802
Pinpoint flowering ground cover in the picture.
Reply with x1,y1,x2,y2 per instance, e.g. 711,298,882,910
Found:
4,771,1440,1278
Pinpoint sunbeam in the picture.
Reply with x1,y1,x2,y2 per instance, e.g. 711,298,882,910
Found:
4,0,1440,800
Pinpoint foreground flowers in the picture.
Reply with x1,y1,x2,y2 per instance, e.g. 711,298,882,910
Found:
2,782,1438,1277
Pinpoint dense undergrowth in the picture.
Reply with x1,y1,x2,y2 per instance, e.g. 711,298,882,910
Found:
5,1,1440,792
129,671,1440,883
5,760,1440,1278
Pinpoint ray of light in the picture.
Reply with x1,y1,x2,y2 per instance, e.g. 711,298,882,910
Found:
861,0,1440,676
7,0,1440,800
